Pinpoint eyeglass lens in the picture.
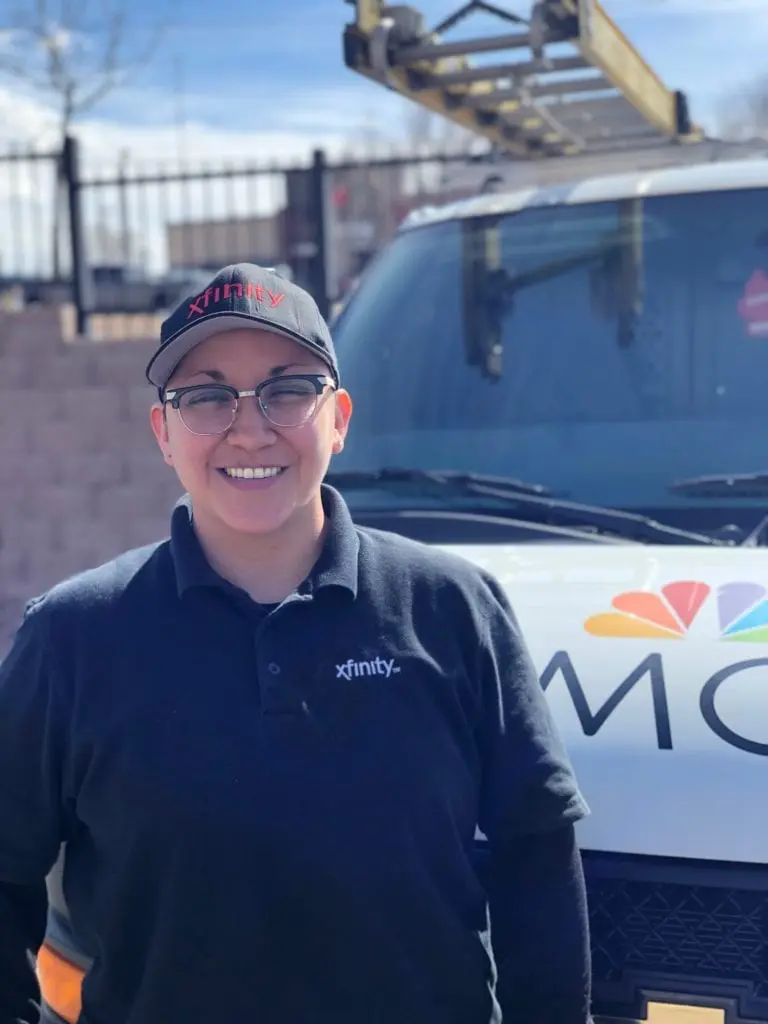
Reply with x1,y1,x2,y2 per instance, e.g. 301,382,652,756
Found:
178,379,321,434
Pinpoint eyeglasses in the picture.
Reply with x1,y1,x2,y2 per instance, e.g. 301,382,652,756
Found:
163,373,335,435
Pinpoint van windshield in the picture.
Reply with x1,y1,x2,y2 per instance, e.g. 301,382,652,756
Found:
331,186,768,527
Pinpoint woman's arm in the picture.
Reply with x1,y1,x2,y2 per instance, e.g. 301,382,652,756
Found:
485,822,592,1023
0,600,69,1024
472,573,593,1021
0,880,47,1024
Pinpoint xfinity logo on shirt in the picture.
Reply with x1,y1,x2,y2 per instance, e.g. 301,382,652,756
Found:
336,658,401,680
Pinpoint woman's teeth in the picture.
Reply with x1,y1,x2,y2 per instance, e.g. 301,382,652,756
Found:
223,467,284,479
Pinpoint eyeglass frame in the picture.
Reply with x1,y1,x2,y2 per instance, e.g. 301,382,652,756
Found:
162,373,336,435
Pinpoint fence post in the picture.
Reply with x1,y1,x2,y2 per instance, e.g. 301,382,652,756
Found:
61,134,93,337
310,148,329,320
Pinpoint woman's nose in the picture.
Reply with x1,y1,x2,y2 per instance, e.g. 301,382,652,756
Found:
227,395,276,442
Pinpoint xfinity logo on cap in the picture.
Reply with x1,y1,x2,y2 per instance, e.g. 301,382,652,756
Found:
336,658,401,680
187,281,285,319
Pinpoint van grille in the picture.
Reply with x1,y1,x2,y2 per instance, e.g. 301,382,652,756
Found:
586,856,768,1022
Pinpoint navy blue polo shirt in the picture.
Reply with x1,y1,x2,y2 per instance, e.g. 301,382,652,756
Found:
0,485,589,1024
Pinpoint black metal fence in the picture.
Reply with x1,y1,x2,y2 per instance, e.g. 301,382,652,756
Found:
0,135,481,335
0,145,60,280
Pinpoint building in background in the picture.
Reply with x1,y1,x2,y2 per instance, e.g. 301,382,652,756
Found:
166,212,282,271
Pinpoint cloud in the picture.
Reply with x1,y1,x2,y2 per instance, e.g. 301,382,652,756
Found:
0,84,61,145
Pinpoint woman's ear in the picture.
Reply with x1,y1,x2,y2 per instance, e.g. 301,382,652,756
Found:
150,403,173,464
333,390,353,454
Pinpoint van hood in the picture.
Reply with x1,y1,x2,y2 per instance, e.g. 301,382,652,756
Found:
436,541,768,865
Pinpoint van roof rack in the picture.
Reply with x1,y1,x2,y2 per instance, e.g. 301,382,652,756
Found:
342,0,705,159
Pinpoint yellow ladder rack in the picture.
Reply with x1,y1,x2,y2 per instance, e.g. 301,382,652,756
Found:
342,0,704,159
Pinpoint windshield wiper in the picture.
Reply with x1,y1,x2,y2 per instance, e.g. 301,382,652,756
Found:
669,472,768,497
324,467,551,497
327,468,729,546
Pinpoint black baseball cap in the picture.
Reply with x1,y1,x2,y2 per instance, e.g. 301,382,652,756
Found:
146,263,340,390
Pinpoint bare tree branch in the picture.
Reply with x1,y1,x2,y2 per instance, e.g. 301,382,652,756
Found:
0,0,171,278
715,74,768,141
0,0,171,140
76,15,168,114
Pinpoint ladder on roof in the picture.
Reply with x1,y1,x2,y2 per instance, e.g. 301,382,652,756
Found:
342,0,705,160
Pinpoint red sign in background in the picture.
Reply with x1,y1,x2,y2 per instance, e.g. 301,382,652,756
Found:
738,269,768,337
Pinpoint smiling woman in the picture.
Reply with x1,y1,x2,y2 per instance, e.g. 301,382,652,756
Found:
149,324,350,595
151,327,348,593
0,262,592,1024
141,263,352,594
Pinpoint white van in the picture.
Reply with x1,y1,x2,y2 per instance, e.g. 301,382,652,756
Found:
327,157,768,1023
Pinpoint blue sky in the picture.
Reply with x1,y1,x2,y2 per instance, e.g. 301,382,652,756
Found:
1,0,768,163
98,0,768,137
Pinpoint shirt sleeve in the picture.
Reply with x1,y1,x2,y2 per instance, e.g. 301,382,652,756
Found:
485,822,593,1024
0,879,48,1024
0,597,70,1024
0,596,69,883
474,573,590,844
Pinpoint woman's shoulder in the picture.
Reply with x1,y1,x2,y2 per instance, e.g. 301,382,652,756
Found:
24,537,172,631
355,523,502,603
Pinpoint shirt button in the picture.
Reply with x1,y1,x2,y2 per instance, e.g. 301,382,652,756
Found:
268,662,281,675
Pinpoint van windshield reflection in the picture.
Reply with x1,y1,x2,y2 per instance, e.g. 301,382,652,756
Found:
332,186,768,530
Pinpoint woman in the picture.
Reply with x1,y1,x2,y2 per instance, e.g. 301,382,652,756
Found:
0,263,593,1024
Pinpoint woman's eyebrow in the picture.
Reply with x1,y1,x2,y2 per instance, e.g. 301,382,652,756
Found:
185,369,225,382
267,362,307,376
181,363,313,383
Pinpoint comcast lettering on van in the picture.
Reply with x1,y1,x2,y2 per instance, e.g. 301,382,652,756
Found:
541,577,768,759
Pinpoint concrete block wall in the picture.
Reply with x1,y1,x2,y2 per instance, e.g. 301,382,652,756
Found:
0,310,181,655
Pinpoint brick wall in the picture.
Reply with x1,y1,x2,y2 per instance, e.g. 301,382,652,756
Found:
0,310,181,655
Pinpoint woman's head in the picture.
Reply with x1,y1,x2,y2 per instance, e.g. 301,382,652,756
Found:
151,326,352,539
148,265,352,543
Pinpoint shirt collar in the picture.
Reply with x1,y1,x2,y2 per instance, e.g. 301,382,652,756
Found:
170,484,359,600
169,495,222,598
308,484,360,597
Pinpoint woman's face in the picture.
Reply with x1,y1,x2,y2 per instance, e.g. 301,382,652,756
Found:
150,328,352,540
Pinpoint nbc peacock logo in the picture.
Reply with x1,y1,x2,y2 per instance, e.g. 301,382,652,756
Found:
584,580,768,642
